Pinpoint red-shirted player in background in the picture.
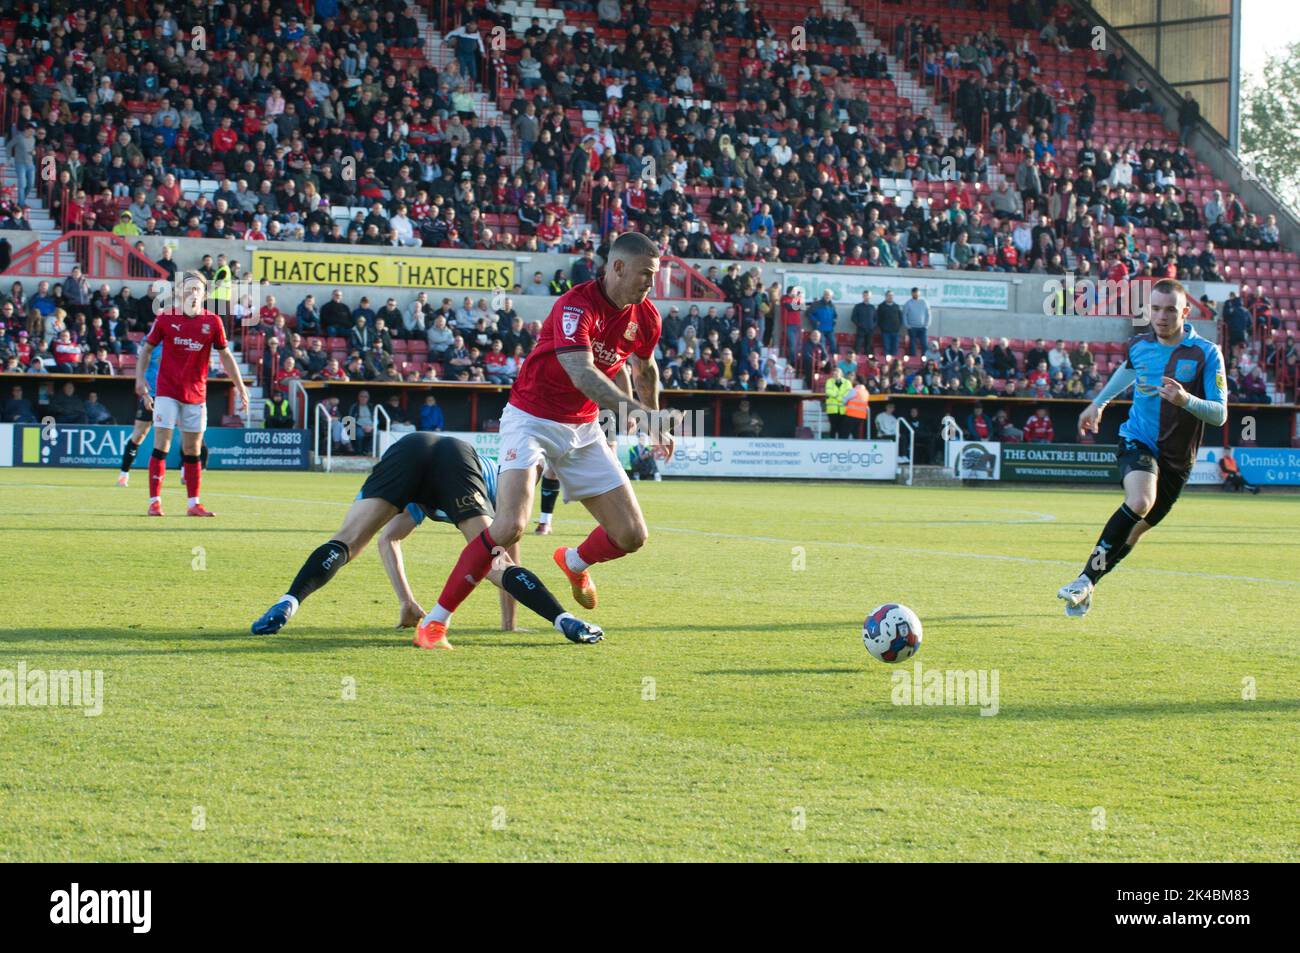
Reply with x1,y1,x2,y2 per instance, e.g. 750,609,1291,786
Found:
134,273,249,517
415,232,674,648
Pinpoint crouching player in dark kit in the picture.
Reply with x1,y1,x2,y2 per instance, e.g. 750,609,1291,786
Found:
251,432,604,647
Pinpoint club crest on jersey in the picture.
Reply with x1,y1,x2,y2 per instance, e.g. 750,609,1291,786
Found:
1174,359,1197,383
201,323,211,334
561,306,582,340
624,321,638,341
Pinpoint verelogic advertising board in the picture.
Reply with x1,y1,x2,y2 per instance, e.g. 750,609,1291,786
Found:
657,436,897,480
378,431,897,480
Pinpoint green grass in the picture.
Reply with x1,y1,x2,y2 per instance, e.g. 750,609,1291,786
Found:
0,468,1297,861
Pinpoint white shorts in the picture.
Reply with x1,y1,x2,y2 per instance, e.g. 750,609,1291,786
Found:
153,396,207,434
498,403,629,503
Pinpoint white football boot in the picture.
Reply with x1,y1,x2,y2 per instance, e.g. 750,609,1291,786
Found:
1057,575,1094,618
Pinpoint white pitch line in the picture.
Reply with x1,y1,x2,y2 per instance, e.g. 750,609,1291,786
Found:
3,482,1296,588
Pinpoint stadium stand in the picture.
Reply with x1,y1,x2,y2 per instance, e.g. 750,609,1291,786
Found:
0,0,1297,423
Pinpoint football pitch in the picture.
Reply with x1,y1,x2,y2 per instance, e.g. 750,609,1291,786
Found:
1,468,1296,862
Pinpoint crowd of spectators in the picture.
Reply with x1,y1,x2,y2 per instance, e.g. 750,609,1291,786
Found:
0,0,1295,428
0,0,1283,293
250,285,544,389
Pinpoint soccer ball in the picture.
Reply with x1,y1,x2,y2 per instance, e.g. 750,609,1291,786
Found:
862,604,922,663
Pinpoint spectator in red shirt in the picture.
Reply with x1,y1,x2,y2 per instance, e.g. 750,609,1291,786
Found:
212,116,239,154
695,346,722,387
965,402,993,440
996,237,1019,271
781,286,805,361
156,174,181,207
259,296,284,333
319,358,348,382
1027,360,1051,392
52,330,83,372
482,339,510,383
273,356,302,395
535,211,562,251
1024,406,1055,443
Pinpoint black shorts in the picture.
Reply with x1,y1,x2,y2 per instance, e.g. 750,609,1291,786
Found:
135,398,153,423
358,432,491,526
1116,437,1188,527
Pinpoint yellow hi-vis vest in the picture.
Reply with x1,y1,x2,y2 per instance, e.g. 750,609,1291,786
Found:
825,376,852,415
844,384,870,419
212,265,233,302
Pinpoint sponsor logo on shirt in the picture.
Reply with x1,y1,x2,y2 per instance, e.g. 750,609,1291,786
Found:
172,337,205,351
592,340,621,367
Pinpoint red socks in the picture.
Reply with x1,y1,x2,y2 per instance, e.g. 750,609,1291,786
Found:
148,451,165,499
577,526,629,566
183,455,201,501
436,530,498,614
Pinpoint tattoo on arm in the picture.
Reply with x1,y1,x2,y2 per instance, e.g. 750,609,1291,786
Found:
632,354,660,410
557,350,643,413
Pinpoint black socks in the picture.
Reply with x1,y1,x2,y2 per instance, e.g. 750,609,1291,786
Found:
1083,503,1141,583
501,567,564,624
120,437,141,472
288,540,351,603
539,477,560,515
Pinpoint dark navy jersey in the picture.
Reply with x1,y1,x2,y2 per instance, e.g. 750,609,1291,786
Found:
1118,325,1225,471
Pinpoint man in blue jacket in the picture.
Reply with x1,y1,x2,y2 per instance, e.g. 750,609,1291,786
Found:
808,290,838,351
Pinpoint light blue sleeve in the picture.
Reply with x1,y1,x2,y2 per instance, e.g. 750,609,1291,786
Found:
1091,364,1136,408
405,503,425,526
1183,345,1228,426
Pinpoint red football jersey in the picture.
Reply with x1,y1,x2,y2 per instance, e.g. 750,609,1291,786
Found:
53,341,83,364
509,279,660,424
147,310,228,404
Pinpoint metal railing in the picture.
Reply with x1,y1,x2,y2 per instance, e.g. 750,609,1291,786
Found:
895,417,914,486
372,404,391,458
3,231,169,280
313,401,335,472
286,378,309,429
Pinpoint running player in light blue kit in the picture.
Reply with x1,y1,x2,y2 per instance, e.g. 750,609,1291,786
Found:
1059,278,1227,616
